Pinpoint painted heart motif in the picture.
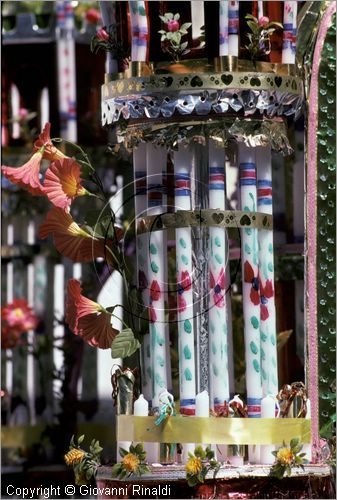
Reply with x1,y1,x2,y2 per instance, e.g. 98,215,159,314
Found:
240,214,251,226
221,74,233,85
250,77,261,87
275,76,282,87
190,76,203,88
212,212,224,224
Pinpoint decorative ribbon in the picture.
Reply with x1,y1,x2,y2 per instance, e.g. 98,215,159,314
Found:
137,210,273,234
116,416,311,444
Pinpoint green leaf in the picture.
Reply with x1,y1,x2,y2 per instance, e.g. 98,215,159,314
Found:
180,22,192,31
134,443,145,455
247,21,258,33
166,13,174,20
159,15,167,23
77,434,85,445
174,13,180,21
111,329,141,359
111,463,122,477
118,447,129,458
290,438,299,449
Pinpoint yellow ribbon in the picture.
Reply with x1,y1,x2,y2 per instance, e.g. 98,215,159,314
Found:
117,416,311,445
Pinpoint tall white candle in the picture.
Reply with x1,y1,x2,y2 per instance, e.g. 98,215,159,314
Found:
257,1,263,21
64,0,77,142
10,84,20,140
260,394,277,464
228,1,239,56
134,144,152,401
219,1,229,56
256,146,278,397
239,144,262,464
40,88,49,131
146,144,167,408
228,395,244,466
208,141,230,414
174,147,197,462
282,1,298,64
133,394,159,464
195,390,210,417
129,1,148,62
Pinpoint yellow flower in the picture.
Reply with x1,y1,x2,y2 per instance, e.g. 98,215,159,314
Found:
185,456,203,475
64,448,86,466
122,453,140,472
276,447,294,465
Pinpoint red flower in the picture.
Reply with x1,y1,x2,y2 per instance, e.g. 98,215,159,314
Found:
2,151,45,196
96,27,110,42
85,8,101,24
149,305,157,323
43,158,87,210
258,16,270,27
150,280,161,301
167,20,179,32
33,122,66,162
2,299,38,332
178,295,187,313
66,279,118,349
39,207,114,263
260,279,274,321
244,261,260,306
210,268,225,308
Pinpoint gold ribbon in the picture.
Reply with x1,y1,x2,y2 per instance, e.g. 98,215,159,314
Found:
137,210,273,234
117,416,311,444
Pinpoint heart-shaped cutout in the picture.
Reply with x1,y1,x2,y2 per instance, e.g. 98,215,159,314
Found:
212,212,224,224
240,214,251,226
275,76,282,87
190,76,203,88
221,74,233,85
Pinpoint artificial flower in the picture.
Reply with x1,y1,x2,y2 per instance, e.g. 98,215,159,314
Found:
167,19,180,32
85,7,101,24
96,27,110,42
150,280,161,301
38,207,112,263
244,261,260,306
2,151,45,196
64,448,86,466
270,438,308,479
43,158,88,210
276,447,293,465
122,453,140,472
33,122,66,161
185,456,202,475
258,16,270,27
210,268,225,308
66,279,118,349
260,279,274,321
1,299,38,332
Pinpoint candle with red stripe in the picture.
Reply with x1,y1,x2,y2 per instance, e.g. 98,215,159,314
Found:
256,146,278,398
228,1,239,56
282,1,297,64
129,1,149,61
174,147,197,460
146,144,168,409
239,144,262,463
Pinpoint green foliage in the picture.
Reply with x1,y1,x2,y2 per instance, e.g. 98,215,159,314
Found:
66,434,102,486
112,442,150,479
186,446,220,487
111,328,141,359
269,439,308,479
158,12,192,62
245,14,283,61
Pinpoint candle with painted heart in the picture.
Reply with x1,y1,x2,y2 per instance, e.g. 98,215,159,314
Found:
129,1,148,61
134,144,152,402
256,146,278,398
228,1,239,56
282,1,298,64
133,394,158,464
208,141,230,416
219,1,229,56
260,394,277,464
146,144,168,408
174,147,197,461
239,144,262,464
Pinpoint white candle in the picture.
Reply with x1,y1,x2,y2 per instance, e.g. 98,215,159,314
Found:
10,84,20,140
133,394,158,464
257,1,263,21
129,1,148,62
146,144,167,408
64,0,77,142
239,144,262,464
219,1,229,56
302,399,312,462
228,1,239,56
256,146,278,398
99,0,118,73
282,1,298,64
195,390,210,417
260,394,277,464
228,395,244,466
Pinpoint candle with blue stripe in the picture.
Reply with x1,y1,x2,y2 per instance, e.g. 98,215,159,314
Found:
146,144,168,408
239,144,262,464
256,146,278,398
228,1,239,56
219,1,229,56
174,147,197,461
282,1,298,64
134,144,152,402
162,167,172,393
129,1,149,62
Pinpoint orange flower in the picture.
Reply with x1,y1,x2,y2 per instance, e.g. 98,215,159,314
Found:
122,453,140,472
33,122,66,161
66,279,119,349
44,158,88,210
38,207,112,263
2,151,45,195
276,447,294,465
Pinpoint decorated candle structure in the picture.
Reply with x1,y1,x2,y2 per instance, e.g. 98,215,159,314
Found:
260,394,277,464
227,395,244,466
302,399,312,462
228,1,239,56
208,141,230,411
282,1,298,64
129,1,149,62
146,144,168,408
256,146,278,397
219,1,229,56
174,147,197,417
99,0,118,73
133,394,159,464
134,144,152,402
195,390,210,451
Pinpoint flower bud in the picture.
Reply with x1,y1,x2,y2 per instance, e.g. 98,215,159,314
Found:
96,28,110,42
258,16,270,27
86,8,101,24
167,19,180,32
